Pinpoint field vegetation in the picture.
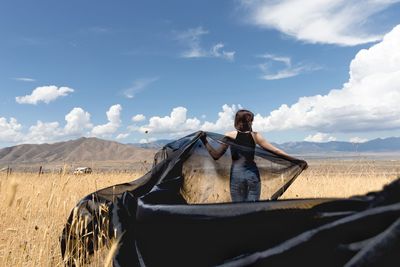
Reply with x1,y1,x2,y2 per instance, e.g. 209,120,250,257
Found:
0,159,399,266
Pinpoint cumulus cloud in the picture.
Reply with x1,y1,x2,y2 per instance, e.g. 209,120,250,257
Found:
252,25,400,133
25,121,64,144
139,107,201,135
0,105,129,145
304,132,336,142
132,114,146,122
16,85,74,105
91,104,122,136
258,53,319,80
240,0,400,46
0,107,94,145
0,117,23,143
176,27,235,61
201,104,240,132
123,77,159,99
64,108,93,135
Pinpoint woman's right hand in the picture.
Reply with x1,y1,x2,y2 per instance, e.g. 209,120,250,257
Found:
200,131,207,144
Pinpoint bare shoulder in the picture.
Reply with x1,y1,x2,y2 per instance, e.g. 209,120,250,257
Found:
224,131,237,139
251,131,261,141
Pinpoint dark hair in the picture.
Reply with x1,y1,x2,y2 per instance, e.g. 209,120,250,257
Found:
234,109,254,132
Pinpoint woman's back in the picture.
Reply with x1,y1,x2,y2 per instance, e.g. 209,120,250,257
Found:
230,131,256,163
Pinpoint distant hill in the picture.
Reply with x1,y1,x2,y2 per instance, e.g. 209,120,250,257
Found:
133,136,400,154
129,139,172,149
0,137,155,164
275,137,400,154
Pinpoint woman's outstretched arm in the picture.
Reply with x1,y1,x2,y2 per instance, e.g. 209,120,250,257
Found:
253,132,292,158
200,132,229,160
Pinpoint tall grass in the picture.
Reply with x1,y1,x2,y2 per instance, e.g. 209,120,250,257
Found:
0,159,398,266
0,171,142,266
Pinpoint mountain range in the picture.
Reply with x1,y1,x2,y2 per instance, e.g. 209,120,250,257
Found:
0,137,154,165
133,137,400,154
1,136,400,165
275,137,400,154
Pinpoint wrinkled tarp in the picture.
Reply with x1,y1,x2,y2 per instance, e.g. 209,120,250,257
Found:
60,131,400,267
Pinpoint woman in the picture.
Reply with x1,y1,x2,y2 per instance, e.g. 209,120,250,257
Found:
200,109,294,202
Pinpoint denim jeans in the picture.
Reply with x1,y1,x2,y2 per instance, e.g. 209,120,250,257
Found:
230,162,261,202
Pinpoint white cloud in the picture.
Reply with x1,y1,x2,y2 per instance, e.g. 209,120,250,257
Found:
240,0,400,46
16,86,74,105
25,121,63,144
123,77,159,99
127,125,140,132
201,104,240,132
176,27,235,61
349,137,369,143
304,132,336,142
87,26,111,34
64,108,93,135
91,104,122,136
0,117,23,143
0,107,95,145
211,43,235,61
139,107,201,135
116,133,130,140
139,137,157,144
258,53,318,80
252,25,400,133
14,77,36,82
0,105,129,145
177,26,209,58
132,114,146,122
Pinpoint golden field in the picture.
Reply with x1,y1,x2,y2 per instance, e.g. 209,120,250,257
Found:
1,159,399,266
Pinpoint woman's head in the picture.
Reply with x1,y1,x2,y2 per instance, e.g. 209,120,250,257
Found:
234,109,254,132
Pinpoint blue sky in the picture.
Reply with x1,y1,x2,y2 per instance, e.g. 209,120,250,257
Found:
1,0,400,147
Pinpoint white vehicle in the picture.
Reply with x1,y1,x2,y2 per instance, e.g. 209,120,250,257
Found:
73,167,92,174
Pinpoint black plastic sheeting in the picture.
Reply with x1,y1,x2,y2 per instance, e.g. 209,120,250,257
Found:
60,131,400,266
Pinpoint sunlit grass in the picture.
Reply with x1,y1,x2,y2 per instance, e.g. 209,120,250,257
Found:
0,159,398,265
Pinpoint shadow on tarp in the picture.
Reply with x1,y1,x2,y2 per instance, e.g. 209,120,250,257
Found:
60,131,400,267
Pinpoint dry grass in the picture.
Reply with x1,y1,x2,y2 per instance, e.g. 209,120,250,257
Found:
282,159,400,199
0,171,143,266
0,159,399,266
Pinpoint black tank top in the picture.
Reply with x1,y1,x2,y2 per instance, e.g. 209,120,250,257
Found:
231,131,256,162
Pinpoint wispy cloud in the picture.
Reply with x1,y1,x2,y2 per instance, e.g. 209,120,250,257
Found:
240,0,400,46
86,26,112,34
176,26,209,58
18,37,48,46
123,77,159,99
258,53,319,80
210,43,235,61
14,77,36,82
176,27,235,61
